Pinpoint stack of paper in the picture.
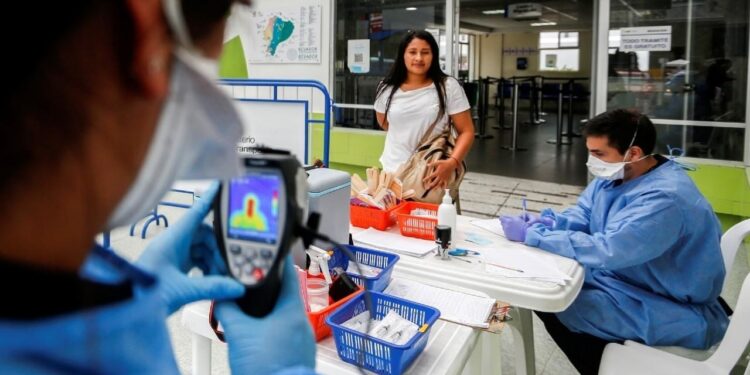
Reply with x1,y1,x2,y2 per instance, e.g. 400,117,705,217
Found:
352,228,436,257
384,278,495,328
481,244,572,285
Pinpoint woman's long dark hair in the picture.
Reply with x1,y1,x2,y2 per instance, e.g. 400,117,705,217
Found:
375,30,449,126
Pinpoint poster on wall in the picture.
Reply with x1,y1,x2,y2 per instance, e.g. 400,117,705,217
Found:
238,5,322,64
545,54,557,68
234,101,308,165
347,39,370,74
620,26,672,52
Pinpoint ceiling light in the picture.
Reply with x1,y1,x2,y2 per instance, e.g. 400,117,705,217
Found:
406,7,418,11
482,9,505,15
530,22,557,27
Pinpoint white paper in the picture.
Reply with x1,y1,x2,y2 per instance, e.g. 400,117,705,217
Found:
347,39,370,73
234,101,307,165
384,278,495,328
481,245,571,285
620,26,672,52
353,228,436,257
470,218,506,238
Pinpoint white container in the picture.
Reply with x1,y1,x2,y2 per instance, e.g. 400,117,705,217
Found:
291,168,351,268
437,189,457,241
306,278,330,312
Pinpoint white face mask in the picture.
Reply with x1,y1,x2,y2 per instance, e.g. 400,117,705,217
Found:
106,1,243,229
586,154,629,180
585,124,647,181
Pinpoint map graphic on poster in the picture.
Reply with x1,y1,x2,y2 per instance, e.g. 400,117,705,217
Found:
243,6,321,63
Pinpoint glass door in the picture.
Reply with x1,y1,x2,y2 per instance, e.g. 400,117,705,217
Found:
600,0,749,162
332,0,456,130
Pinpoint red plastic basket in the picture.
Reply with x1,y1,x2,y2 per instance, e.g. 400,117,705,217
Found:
350,202,403,231
395,202,439,240
307,287,363,342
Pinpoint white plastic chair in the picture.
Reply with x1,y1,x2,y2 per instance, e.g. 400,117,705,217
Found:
599,272,750,374
719,218,750,290
621,218,750,362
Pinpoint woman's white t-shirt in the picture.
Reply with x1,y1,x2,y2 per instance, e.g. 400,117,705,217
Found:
374,77,470,173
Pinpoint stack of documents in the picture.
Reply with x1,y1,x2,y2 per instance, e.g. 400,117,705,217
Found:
352,228,436,257
384,278,495,328
468,219,571,285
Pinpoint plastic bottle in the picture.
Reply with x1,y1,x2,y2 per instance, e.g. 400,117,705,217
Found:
306,247,332,283
307,255,325,280
437,189,457,242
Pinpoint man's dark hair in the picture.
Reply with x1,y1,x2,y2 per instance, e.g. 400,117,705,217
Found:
583,109,657,155
0,1,238,197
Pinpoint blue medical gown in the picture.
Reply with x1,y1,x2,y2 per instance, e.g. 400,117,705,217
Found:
525,161,729,349
0,246,315,374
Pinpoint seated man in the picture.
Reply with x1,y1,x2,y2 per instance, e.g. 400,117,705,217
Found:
501,109,729,375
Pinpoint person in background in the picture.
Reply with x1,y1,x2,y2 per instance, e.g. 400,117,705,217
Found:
0,1,315,374
374,30,474,200
500,109,729,375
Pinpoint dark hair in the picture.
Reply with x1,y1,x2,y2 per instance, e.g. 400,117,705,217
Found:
583,109,657,155
0,1,237,196
0,1,110,196
375,30,448,124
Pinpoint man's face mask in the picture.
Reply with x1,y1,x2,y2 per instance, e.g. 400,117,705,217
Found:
107,0,243,228
586,125,648,181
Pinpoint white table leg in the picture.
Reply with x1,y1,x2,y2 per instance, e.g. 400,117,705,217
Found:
508,307,535,375
192,332,212,375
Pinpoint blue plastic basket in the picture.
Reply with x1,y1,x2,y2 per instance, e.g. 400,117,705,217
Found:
325,291,441,375
328,245,399,292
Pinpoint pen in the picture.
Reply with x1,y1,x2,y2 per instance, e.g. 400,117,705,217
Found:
485,261,525,273
450,255,474,263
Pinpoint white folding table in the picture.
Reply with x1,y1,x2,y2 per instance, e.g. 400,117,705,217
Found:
181,293,491,375
181,213,583,375
350,214,585,375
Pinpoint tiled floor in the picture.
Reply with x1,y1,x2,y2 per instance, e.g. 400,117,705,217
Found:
105,173,749,375
464,110,591,187
459,172,584,219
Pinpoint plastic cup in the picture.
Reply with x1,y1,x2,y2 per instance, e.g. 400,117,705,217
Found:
306,278,329,312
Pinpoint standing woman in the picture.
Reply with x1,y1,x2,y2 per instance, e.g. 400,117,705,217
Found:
375,30,474,203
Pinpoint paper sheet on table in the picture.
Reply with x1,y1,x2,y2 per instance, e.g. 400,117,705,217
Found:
384,278,495,328
352,228,435,257
470,218,505,237
482,244,572,285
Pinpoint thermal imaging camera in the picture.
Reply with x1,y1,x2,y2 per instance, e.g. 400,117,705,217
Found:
213,152,308,317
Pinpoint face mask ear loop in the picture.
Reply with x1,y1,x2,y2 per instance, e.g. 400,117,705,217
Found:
623,116,641,162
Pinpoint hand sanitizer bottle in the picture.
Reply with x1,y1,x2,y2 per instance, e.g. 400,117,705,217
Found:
437,189,457,242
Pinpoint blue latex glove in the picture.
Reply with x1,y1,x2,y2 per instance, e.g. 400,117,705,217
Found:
136,182,245,314
525,213,556,229
214,256,316,375
500,215,530,242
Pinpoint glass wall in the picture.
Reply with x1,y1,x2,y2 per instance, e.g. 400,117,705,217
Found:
334,0,447,129
607,0,749,161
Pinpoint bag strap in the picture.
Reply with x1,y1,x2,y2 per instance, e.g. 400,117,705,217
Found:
415,80,453,149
